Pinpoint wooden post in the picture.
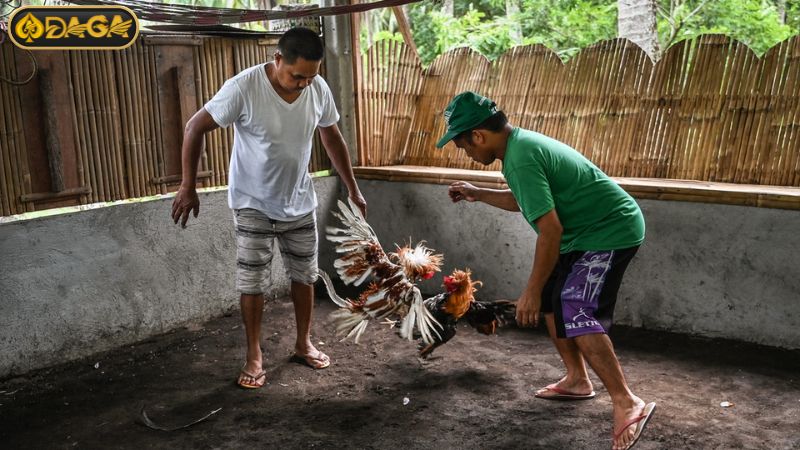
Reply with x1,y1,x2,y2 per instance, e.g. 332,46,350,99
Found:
38,69,64,192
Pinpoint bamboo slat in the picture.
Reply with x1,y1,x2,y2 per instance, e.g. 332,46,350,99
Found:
3,34,800,218
354,34,800,189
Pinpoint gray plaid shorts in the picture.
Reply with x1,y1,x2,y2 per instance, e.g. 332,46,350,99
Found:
233,208,318,294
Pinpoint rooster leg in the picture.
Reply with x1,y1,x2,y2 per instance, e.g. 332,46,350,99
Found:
418,343,438,359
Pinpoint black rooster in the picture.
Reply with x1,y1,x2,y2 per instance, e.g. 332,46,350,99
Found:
417,269,516,358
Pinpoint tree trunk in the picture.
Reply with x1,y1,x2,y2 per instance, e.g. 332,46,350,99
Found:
442,0,454,17
618,0,661,60
776,0,786,23
506,0,522,44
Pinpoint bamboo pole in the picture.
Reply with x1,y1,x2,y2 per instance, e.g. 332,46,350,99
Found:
130,42,151,197
73,51,101,202
88,50,113,201
101,51,126,199
114,50,138,198
0,43,15,215
783,37,800,186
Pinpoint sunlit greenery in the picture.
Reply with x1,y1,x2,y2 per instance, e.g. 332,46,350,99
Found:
3,0,798,65
375,0,800,65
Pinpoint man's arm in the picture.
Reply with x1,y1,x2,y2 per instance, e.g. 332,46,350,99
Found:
318,123,367,217
516,208,562,327
171,108,220,227
448,181,520,211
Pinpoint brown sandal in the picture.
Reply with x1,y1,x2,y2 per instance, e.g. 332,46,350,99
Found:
237,369,267,389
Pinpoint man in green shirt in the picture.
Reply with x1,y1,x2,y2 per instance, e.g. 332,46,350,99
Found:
437,91,655,450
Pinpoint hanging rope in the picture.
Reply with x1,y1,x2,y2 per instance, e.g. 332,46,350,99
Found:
0,21,38,86
0,46,37,85
63,0,425,25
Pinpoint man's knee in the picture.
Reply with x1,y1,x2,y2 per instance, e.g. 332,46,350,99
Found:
289,268,318,285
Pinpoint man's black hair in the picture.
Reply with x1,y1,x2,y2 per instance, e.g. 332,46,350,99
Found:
455,110,509,143
278,27,324,64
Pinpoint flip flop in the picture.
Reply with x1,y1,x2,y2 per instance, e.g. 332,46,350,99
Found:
612,402,657,450
534,385,597,401
237,369,267,389
289,353,331,370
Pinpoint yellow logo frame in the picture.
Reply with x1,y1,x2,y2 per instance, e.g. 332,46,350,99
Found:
7,5,140,50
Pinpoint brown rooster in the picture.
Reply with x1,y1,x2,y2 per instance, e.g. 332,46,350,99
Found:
319,199,444,344
417,269,516,358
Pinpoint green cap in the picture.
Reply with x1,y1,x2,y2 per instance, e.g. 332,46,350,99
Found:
435,91,499,148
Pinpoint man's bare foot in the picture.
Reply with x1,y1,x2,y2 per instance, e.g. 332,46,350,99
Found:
291,345,330,369
534,376,595,400
612,397,656,450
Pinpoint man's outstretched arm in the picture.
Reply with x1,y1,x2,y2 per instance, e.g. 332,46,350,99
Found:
319,123,367,217
171,109,220,227
448,180,520,212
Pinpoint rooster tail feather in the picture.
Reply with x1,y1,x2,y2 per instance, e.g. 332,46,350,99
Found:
400,306,416,342
416,298,442,344
330,308,370,343
321,269,371,342
399,290,442,344
317,270,349,308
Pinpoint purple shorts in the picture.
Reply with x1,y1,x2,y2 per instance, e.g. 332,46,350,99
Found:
541,246,639,338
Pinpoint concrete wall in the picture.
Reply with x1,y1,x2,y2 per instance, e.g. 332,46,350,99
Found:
351,180,800,350
3,174,798,378
0,177,340,378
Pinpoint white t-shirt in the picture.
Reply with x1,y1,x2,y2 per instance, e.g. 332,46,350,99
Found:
204,63,339,220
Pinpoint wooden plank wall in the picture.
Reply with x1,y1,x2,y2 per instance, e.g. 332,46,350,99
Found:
0,34,333,216
359,35,800,187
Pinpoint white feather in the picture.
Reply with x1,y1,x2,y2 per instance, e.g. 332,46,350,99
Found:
317,270,349,308
400,307,416,341
353,267,373,286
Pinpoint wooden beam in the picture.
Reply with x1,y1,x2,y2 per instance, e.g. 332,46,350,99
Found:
352,166,800,211
20,187,91,203
391,6,418,60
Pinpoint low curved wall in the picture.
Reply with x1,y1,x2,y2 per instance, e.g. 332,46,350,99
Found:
350,179,800,350
2,174,798,378
0,177,340,378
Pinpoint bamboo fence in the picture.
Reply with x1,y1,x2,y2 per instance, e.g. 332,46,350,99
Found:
2,34,799,217
359,35,800,187
0,34,332,217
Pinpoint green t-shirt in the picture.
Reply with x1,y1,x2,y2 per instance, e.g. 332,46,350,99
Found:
502,127,645,253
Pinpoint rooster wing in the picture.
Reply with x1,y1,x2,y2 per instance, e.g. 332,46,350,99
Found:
321,198,442,344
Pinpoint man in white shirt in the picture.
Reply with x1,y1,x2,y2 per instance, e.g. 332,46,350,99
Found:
171,27,366,389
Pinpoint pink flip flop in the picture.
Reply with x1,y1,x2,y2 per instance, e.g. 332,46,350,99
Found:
534,385,597,401
612,402,657,450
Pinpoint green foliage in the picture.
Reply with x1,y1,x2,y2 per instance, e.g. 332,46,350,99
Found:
517,0,617,59
408,4,517,64
409,0,617,65
658,0,795,54
407,0,617,64
788,0,800,31
397,0,800,66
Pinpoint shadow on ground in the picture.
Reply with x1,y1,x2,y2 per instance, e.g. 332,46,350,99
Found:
1,299,799,449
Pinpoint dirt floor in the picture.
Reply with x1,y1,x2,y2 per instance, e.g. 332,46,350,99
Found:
1,298,799,450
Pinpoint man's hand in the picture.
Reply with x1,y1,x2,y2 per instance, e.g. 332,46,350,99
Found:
349,190,367,218
171,186,200,228
515,290,541,327
448,181,480,203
